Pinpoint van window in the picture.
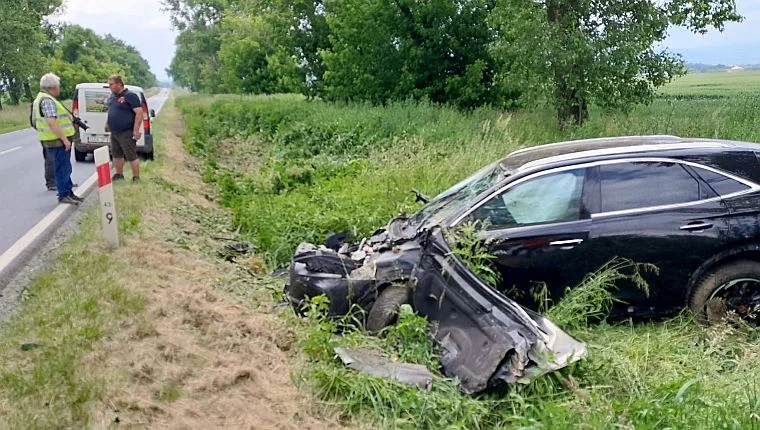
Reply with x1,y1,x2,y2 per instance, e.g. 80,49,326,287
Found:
84,89,111,113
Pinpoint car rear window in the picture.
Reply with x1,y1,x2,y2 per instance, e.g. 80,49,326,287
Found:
600,162,704,213
84,89,111,113
691,166,751,196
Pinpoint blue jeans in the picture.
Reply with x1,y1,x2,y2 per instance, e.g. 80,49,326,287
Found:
47,146,73,201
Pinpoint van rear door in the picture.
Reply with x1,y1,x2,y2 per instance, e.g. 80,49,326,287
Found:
79,87,111,144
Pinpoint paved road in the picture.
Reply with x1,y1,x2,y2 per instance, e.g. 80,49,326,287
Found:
0,89,170,255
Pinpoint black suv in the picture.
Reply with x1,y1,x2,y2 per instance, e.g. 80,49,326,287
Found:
285,135,760,392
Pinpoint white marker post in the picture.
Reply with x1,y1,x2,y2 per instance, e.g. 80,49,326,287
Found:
94,146,119,249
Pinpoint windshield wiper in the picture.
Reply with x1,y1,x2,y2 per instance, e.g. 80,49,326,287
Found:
411,188,430,204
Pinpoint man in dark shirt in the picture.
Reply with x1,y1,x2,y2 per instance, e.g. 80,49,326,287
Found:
105,75,144,182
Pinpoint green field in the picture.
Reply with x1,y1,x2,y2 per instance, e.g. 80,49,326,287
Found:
662,70,760,97
0,100,73,134
174,70,760,429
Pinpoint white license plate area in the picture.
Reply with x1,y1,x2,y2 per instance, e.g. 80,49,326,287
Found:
87,135,110,144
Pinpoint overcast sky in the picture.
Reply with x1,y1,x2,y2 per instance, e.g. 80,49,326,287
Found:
52,0,177,81
51,0,760,82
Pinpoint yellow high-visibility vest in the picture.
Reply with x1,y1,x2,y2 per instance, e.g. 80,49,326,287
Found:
32,92,75,141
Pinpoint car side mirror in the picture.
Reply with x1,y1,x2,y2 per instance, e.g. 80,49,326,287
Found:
150,109,156,118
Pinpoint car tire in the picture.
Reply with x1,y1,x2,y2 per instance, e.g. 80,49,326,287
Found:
366,284,410,333
689,259,760,324
74,149,87,162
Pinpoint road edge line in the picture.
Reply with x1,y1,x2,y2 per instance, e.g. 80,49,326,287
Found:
0,170,99,280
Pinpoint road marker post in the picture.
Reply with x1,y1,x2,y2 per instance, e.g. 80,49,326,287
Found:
94,146,119,249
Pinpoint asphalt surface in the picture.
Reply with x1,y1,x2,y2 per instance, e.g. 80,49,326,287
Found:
0,89,170,256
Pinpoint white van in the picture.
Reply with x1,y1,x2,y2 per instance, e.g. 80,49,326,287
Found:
72,83,156,161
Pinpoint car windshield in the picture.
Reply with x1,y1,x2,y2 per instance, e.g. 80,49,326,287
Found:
410,160,506,228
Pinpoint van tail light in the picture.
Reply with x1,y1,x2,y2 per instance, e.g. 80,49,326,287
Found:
142,103,150,135
72,98,80,122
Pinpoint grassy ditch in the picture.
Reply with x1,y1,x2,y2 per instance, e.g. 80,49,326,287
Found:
176,73,760,429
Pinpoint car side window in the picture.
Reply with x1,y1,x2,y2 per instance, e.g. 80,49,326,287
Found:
600,162,704,213
470,168,586,228
691,166,750,196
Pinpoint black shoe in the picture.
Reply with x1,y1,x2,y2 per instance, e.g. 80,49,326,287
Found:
112,174,125,181
47,185,57,191
70,194,85,202
59,196,79,205
132,176,140,183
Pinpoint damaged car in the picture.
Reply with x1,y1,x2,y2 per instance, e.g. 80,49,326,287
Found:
285,135,760,392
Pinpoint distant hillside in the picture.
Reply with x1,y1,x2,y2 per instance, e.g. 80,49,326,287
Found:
687,63,760,73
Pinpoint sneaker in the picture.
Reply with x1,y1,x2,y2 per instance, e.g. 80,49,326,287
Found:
112,173,125,181
47,185,57,191
72,183,79,188
59,196,79,205
132,176,140,183
70,194,85,202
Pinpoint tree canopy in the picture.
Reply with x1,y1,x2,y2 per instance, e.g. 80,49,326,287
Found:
165,0,742,125
0,2,156,106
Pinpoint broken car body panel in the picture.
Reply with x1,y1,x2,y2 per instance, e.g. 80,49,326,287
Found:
411,228,586,393
285,219,586,393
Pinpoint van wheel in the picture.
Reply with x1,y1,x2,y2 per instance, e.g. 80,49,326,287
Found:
689,260,760,325
366,284,410,334
74,149,86,162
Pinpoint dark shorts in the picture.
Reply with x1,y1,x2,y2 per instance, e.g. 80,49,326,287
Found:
110,130,138,162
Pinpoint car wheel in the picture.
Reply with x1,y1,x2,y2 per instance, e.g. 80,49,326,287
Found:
74,149,87,162
366,284,410,333
689,260,760,324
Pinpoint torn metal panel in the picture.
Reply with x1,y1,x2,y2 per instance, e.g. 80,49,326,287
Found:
410,228,587,393
334,346,434,390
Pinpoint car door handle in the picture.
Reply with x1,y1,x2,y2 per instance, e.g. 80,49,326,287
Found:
679,222,713,231
549,239,584,247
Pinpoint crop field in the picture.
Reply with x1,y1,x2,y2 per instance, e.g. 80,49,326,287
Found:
175,71,760,429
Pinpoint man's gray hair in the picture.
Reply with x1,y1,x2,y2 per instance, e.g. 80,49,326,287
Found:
39,73,61,90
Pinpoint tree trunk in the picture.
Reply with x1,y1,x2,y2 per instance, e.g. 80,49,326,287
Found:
546,0,589,129
8,77,22,105
23,80,33,101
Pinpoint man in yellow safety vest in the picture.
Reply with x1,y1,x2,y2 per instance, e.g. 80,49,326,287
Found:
31,73,83,205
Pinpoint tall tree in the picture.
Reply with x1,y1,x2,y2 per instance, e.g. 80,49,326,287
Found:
217,12,301,94
321,0,507,108
0,0,63,107
490,0,742,127
46,25,157,97
164,0,230,92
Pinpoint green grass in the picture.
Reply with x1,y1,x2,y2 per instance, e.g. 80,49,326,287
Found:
291,275,760,429
0,99,74,134
0,101,165,428
176,70,760,429
0,103,32,133
0,209,146,428
661,70,760,97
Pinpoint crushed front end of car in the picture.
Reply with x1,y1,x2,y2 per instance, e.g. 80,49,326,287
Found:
285,215,422,317
284,219,587,394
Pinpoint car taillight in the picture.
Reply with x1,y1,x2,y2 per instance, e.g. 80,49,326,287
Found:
142,103,150,134
72,98,80,118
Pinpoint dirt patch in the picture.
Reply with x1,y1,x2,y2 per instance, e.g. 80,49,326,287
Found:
82,101,351,429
